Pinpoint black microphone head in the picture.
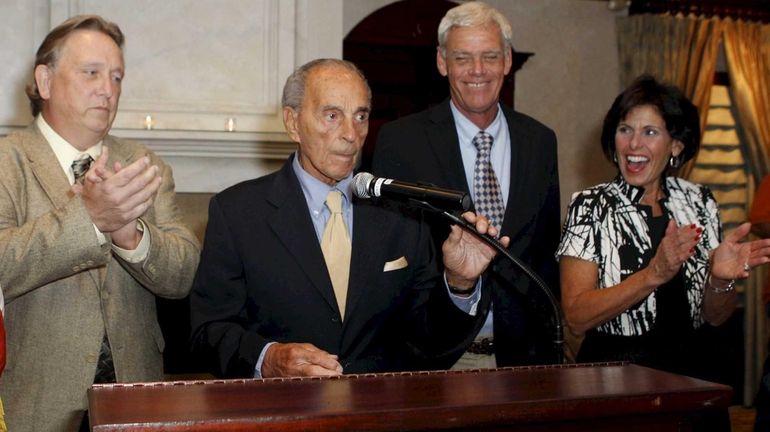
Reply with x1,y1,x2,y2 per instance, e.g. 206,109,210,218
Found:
352,172,374,199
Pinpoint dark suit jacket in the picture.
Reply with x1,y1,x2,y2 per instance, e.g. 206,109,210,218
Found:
373,100,561,366
190,156,480,377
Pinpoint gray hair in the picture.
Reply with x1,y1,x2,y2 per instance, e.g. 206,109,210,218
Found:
281,58,371,111
437,1,513,57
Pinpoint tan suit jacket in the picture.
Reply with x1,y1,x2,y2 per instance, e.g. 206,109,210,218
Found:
0,125,200,432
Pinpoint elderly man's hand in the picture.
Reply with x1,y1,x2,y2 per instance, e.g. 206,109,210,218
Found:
442,212,510,292
261,342,343,378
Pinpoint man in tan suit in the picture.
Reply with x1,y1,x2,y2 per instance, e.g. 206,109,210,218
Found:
0,15,200,432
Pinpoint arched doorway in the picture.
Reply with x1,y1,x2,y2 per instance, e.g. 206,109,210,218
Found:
343,0,532,170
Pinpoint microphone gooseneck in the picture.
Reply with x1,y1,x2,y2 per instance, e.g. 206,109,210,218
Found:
432,204,564,364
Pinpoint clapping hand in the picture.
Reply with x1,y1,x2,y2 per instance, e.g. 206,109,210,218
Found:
72,146,161,249
711,222,770,280
647,220,702,286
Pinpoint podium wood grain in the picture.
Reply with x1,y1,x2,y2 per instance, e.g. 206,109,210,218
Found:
87,363,731,431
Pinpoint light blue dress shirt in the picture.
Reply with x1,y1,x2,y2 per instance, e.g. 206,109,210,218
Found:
450,101,512,340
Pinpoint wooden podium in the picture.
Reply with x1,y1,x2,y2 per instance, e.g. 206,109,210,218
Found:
87,363,731,431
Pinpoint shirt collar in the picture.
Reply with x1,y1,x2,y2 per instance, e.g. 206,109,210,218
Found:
613,173,671,204
36,115,102,184
291,151,354,213
449,100,504,148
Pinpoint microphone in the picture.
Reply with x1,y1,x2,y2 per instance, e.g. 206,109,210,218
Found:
352,172,472,212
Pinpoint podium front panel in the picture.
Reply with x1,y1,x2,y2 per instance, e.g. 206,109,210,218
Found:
87,363,732,431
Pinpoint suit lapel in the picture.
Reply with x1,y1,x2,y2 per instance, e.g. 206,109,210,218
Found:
23,131,137,211
21,125,105,287
21,126,74,210
430,102,526,232
103,135,136,171
266,160,341,316
500,105,529,236
426,101,470,193
344,200,388,324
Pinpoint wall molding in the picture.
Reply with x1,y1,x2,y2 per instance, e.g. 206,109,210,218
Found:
50,0,295,133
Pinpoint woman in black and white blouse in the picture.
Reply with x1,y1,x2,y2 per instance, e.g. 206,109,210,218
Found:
557,76,770,379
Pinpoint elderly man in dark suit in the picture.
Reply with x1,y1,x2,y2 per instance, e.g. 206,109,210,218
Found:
373,1,561,369
0,15,200,432
190,58,505,378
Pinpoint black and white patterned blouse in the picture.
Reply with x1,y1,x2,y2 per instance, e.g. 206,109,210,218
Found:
556,175,722,336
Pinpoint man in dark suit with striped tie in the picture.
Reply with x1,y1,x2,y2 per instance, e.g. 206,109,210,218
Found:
373,1,561,369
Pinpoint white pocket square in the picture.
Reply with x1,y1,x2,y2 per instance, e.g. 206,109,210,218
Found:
383,256,408,272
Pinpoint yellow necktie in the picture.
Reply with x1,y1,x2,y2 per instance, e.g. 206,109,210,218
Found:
321,190,351,320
